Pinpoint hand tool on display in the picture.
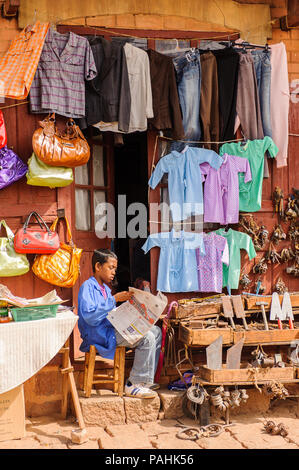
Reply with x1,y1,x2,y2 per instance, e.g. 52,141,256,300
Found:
281,291,294,329
155,301,178,382
226,338,244,369
270,292,284,330
288,340,299,366
256,301,269,330
206,336,223,370
222,296,236,330
231,295,249,330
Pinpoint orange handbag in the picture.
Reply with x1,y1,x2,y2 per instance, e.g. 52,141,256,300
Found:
32,113,90,168
32,216,82,288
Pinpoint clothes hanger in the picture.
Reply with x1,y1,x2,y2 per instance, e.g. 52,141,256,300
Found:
25,9,37,32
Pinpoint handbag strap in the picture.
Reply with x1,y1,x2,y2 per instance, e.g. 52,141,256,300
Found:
65,119,86,141
23,211,52,235
50,216,73,244
0,219,15,240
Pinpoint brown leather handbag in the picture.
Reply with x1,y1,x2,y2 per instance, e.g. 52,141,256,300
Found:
32,114,90,167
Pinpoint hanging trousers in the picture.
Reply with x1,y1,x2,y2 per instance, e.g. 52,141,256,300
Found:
199,51,219,152
234,52,270,177
251,49,272,139
270,42,289,168
171,50,201,152
212,47,239,142
235,53,264,141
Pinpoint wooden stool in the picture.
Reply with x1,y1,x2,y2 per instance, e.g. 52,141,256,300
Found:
83,345,126,398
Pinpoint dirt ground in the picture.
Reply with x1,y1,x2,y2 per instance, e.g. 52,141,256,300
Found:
0,399,298,452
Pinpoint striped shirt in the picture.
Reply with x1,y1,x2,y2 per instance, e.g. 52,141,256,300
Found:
0,21,49,100
29,28,97,118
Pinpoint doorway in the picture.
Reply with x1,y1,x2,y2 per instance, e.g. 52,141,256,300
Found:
113,132,150,292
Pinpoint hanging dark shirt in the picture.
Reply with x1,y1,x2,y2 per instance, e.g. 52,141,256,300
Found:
78,37,131,132
147,49,185,140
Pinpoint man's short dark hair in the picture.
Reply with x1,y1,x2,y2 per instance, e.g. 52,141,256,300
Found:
92,249,117,272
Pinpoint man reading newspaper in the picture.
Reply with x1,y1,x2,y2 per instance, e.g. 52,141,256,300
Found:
78,249,166,399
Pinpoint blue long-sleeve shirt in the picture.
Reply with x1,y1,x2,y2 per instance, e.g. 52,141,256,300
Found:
149,146,223,222
78,276,117,359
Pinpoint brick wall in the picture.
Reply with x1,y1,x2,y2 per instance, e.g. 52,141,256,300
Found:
0,15,19,57
269,0,299,82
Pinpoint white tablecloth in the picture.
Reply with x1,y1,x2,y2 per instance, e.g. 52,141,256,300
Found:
0,310,78,394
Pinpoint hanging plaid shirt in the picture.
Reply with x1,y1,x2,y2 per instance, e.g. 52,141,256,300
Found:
0,21,49,100
29,28,97,118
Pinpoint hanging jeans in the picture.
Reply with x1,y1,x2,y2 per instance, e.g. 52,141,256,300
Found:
199,51,220,152
115,325,162,384
251,49,272,138
171,51,201,152
212,47,239,142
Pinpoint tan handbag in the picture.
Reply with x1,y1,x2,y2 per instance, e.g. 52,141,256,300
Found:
32,114,90,168
32,216,82,288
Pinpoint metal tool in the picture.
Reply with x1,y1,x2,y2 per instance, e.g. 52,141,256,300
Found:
226,338,244,369
222,296,236,330
288,340,299,366
281,292,294,329
270,292,284,330
256,301,269,330
231,295,249,330
206,336,223,370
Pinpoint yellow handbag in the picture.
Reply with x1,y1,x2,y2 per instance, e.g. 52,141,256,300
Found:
32,216,82,288
0,220,30,277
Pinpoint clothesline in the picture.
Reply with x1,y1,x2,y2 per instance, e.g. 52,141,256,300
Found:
148,133,244,196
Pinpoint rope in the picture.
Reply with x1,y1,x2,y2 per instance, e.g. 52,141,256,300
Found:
0,101,29,110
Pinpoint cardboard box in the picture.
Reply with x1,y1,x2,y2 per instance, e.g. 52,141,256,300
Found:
0,385,25,442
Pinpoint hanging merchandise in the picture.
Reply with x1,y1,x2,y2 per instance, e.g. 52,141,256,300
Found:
147,49,185,140
78,36,131,132
270,43,289,168
142,229,205,293
149,145,223,222
0,111,7,149
14,211,60,255
0,146,28,190
272,186,284,218
0,21,49,100
212,46,240,142
195,232,229,293
170,49,202,152
32,216,82,288
0,220,29,277
200,153,252,225
234,52,264,143
94,43,153,134
26,153,74,188
215,228,256,290
29,27,97,118
220,137,278,212
199,51,219,151
32,114,90,167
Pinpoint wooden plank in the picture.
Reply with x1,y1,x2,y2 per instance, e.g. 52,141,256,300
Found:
179,324,233,346
244,293,299,310
197,364,295,383
234,329,299,345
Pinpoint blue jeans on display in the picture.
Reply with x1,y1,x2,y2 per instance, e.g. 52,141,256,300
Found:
171,51,202,152
115,325,162,384
251,50,272,138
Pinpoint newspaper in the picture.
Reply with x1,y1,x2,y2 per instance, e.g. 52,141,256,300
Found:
0,284,66,308
107,287,168,345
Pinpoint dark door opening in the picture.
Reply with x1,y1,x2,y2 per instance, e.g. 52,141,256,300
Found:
113,132,150,292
